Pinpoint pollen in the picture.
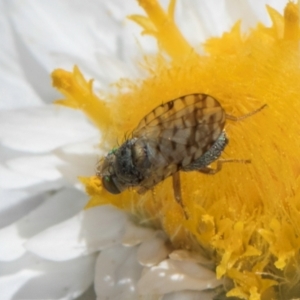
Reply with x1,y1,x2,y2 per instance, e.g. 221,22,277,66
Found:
52,0,300,299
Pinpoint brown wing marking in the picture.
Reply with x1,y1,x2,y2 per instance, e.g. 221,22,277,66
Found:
138,163,180,193
134,94,226,192
136,94,225,164
134,94,224,134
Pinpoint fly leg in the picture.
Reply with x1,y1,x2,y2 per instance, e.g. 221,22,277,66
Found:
172,172,188,219
226,104,267,121
198,159,251,174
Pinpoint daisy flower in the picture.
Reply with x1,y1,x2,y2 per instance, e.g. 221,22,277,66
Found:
0,0,297,299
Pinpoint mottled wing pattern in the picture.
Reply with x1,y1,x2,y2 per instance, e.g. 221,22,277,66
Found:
133,94,226,192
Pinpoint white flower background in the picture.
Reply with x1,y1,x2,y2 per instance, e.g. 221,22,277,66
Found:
0,0,286,299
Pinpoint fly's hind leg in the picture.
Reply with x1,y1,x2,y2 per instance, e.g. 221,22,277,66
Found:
226,104,267,121
198,159,251,175
182,131,252,175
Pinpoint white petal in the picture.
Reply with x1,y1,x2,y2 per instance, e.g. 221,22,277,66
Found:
56,137,101,156
169,250,214,267
138,259,221,295
162,290,215,300
176,0,230,45
0,67,43,111
0,146,65,190
0,190,29,228
8,0,119,69
2,0,61,105
6,154,64,181
238,0,286,26
0,1,42,110
54,137,100,184
122,220,155,247
0,225,26,261
175,0,287,48
94,55,136,87
95,244,143,300
0,106,98,153
0,164,42,189
0,253,95,300
7,0,149,84
0,188,86,261
225,0,286,31
26,205,127,261
17,256,95,300
0,184,67,229
0,269,40,300
137,231,171,267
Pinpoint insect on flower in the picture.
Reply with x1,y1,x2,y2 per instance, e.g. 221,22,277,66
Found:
97,93,265,208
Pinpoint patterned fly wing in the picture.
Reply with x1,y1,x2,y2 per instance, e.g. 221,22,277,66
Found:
132,94,226,192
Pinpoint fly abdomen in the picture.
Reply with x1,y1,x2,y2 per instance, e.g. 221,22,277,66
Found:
182,131,228,171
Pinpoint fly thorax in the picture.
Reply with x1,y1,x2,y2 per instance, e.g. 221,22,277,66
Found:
114,138,143,184
131,138,151,171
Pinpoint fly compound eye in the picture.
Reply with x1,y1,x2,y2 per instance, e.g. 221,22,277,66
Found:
102,176,121,194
